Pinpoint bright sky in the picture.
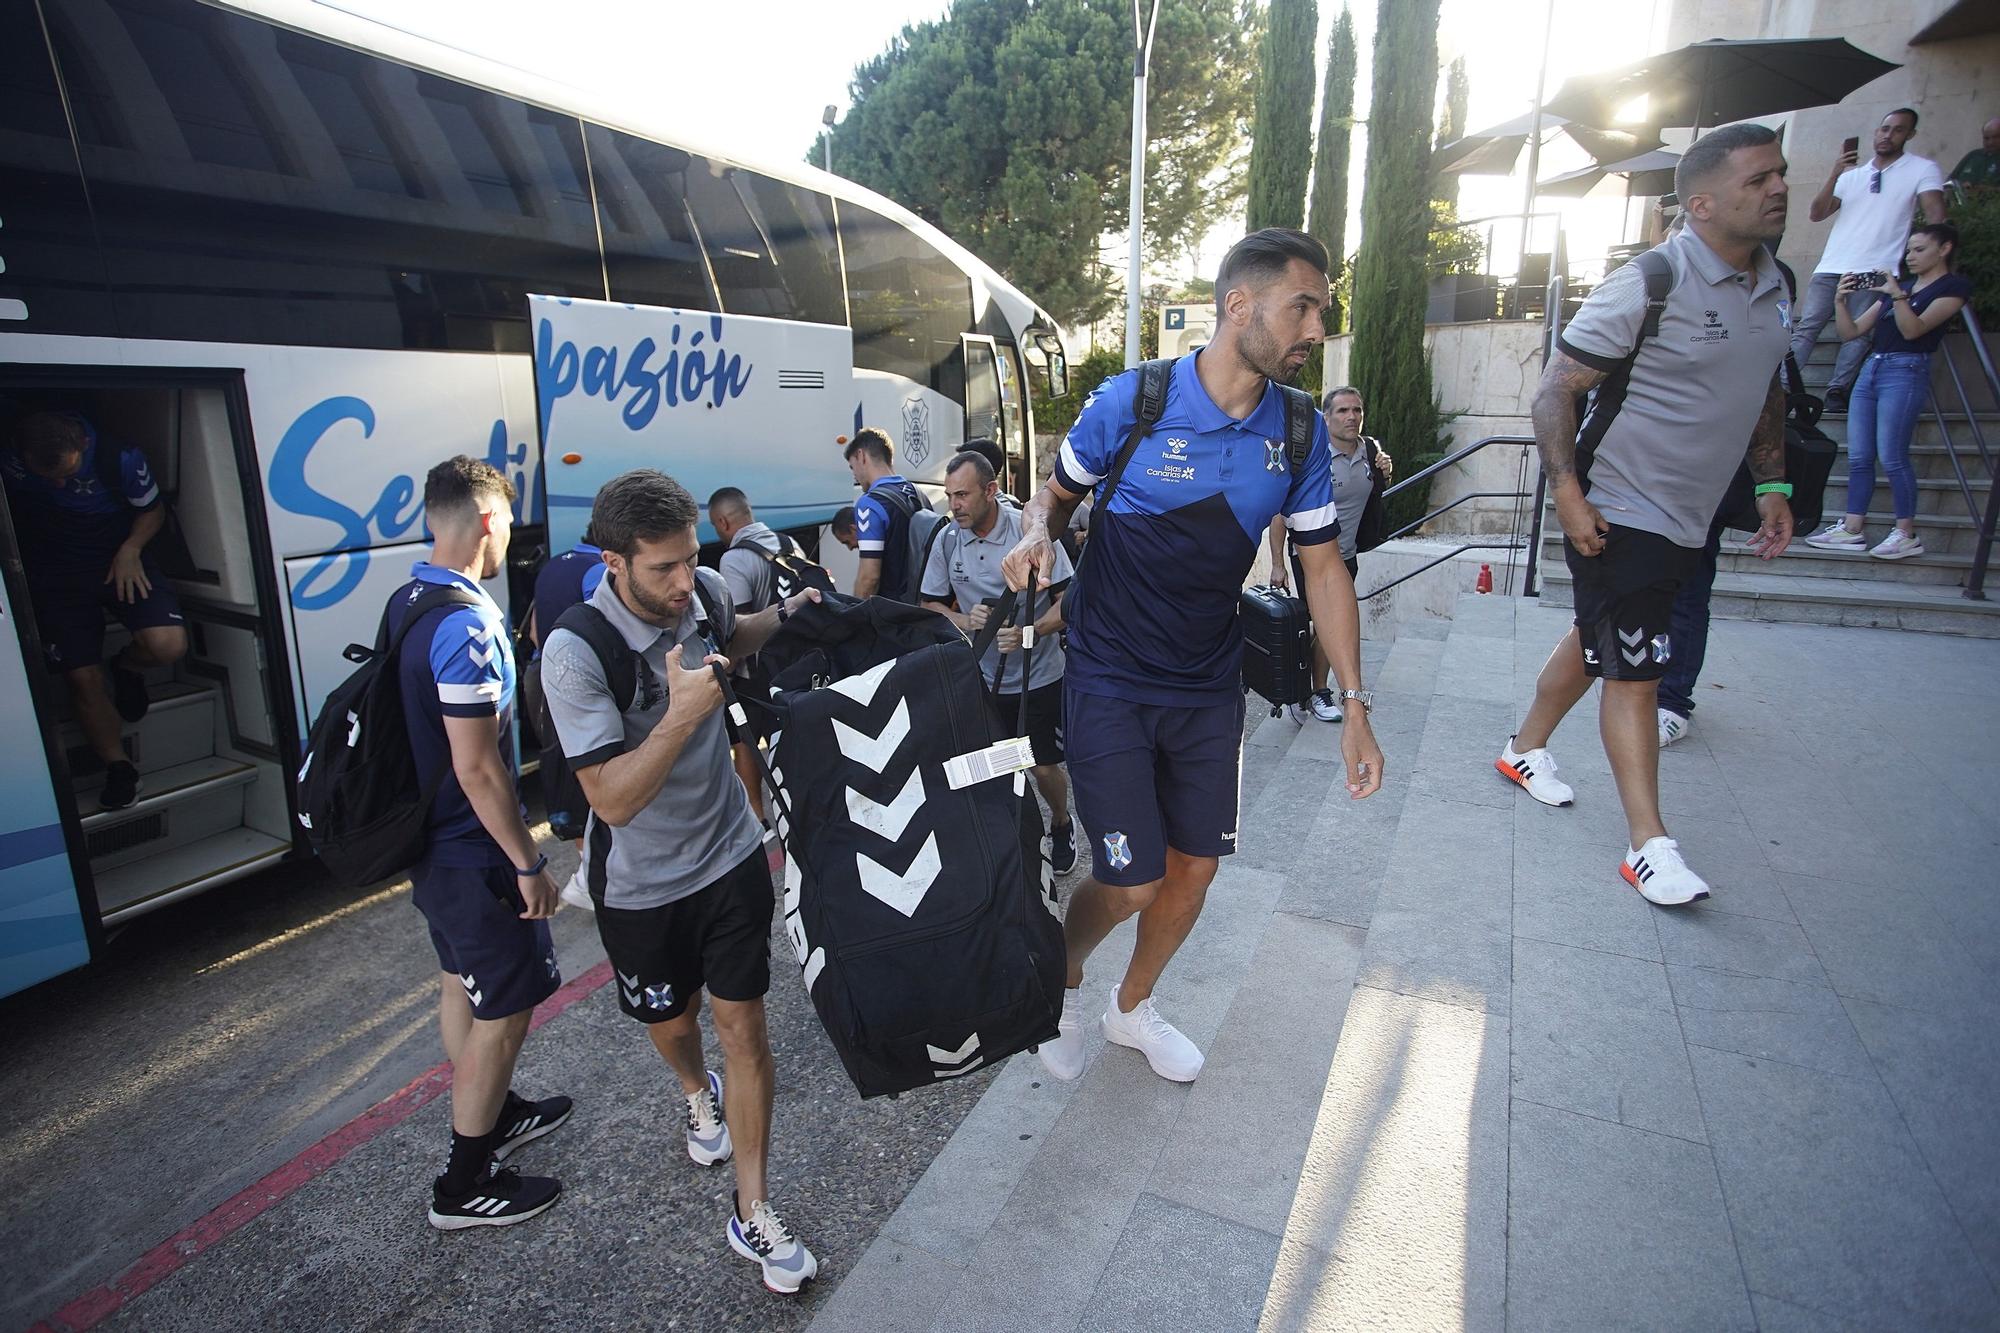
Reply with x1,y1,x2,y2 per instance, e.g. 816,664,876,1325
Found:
325,0,1677,342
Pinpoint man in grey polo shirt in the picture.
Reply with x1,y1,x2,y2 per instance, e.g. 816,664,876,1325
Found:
1265,384,1393,722
540,468,820,1294
1496,122,1795,909
921,449,1079,873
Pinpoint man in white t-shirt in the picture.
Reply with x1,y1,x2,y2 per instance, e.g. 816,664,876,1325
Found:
1790,107,1947,409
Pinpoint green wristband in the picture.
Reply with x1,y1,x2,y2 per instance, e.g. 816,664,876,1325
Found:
1755,482,1793,498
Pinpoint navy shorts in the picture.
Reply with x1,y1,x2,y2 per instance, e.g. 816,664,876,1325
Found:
412,859,561,1020
29,560,184,673
988,681,1065,766
1064,684,1245,887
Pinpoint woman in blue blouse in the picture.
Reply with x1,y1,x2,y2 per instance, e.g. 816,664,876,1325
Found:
1807,223,1972,561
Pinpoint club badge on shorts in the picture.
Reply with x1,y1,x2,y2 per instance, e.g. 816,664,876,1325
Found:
1102,830,1133,871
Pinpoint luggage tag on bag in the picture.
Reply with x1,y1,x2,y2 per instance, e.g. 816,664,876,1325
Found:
944,736,1036,790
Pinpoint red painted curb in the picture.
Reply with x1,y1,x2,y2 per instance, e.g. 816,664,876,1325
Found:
29,959,614,1333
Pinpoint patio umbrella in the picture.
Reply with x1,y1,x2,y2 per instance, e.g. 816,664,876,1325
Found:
1434,109,1660,176
1537,148,1681,199
1541,37,1900,134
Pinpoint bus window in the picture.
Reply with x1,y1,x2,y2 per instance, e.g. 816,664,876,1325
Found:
838,201,973,386
0,3,115,334
685,163,845,326
995,341,1027,461
588,125,716,313
962,337,1002,447
44,0,602,351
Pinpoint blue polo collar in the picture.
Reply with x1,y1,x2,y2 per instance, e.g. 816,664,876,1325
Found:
1176,350,1288,437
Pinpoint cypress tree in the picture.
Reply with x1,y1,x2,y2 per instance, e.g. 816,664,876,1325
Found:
1246,0,1319,232
1307,5,1357,332
1432,56,1469,208
1350,0,1443,525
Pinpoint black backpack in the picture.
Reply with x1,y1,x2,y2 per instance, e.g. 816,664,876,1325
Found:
741,584,1063,1098
867,480,949,604
741,532,836,604
295,584,483,887
1355,437,1392,553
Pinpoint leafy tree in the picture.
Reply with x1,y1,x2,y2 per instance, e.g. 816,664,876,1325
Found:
1307,4,1357,332
1349,0,1445,528
823,0,1257,329
1246,0,1318,232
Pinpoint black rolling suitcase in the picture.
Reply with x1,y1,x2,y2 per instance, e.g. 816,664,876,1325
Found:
1239,584,1312,715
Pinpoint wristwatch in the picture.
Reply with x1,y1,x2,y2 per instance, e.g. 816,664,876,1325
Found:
1338,688,1374,714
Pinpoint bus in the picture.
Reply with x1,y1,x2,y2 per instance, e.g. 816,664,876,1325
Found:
0,0,1072,999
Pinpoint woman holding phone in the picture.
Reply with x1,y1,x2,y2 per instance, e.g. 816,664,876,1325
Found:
1805,223,1971,560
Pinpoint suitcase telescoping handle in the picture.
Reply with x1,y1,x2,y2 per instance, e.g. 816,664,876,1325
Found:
969,565,1037,738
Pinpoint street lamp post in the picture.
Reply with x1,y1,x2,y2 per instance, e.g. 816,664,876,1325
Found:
822,104,838,175
1124,0,1162,369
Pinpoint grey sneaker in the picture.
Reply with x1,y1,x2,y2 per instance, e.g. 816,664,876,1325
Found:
1308,688,1343,722
686,1069,732,1165
728,1192,818,1293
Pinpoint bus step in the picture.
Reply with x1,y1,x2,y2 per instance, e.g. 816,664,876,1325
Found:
80,757,258,872
62,681,220,785
95,828,292,922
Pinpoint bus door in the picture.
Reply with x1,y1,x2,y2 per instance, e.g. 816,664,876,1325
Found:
528,296,856,550
961,335,1013,489
992,342,1031,500
0,497,96,999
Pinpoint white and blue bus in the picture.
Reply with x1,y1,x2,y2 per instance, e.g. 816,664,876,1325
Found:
0,0,1071,998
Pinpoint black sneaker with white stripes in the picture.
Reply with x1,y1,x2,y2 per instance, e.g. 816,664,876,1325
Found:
428,1164,561,1231
489,1089,572,1164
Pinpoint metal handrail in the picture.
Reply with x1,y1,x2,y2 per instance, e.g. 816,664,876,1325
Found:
1949,305,2000,600
1360,434,1545,602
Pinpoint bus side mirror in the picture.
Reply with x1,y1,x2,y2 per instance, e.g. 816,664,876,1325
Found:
1029,332,1068,398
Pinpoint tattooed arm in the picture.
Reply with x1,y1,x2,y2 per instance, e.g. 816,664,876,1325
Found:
1744,375,1794,559
1530,347,1612,557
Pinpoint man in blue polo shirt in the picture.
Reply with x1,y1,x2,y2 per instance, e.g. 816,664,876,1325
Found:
844,427,925,600
390,455,570,1232
1004,229,1386,1085
2,411,187,809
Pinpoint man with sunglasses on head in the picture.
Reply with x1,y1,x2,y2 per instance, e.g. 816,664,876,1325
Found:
1790,108,1946,412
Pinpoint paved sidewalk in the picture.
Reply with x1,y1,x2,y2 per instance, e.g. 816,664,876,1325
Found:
812,596,2000,1332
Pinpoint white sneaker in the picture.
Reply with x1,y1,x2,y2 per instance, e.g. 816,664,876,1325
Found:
1288,702,1312,725
1657,709,1689,749
1804,522,1865,550
558,867,593,913
1868,529,1924,561
685,1069,732,1165
727,1193,818,1294
1621,837,1711,907
1496,737,1575,807
1101,988,1203,1082
1308,688,1344,723
1036,987,1087,1081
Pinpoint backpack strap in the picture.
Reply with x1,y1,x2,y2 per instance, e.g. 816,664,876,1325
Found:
915,510,951,594
551,601,638,715
1572,249,1674,480
690,567,731,655
1095,357,1176,514
1771,254,1811,401
358,584,483,663
1279,384,1314,469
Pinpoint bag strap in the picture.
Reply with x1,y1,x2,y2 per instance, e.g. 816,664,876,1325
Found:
1095,357,1175,516
1632,248,1673,349
915,512,950,592
551,601,638,714
1280,383,1314,468
355,584,483,664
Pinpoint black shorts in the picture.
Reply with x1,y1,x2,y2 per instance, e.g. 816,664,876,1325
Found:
412,859,561,1021
1563,524,1702,682
988,681,1065,765
29,560,184,673
594,849,773,1023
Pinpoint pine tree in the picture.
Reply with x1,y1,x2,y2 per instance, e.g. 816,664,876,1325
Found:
1245,0,1319,232
1307,5,1357,332
1350,0,1443,525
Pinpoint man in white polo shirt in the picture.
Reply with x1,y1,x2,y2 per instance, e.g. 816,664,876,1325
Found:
1791,107,1947,411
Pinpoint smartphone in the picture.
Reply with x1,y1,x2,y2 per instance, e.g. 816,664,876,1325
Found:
1842,135,1860,158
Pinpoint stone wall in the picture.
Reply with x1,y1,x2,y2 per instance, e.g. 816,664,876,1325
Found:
1323,320,1546,537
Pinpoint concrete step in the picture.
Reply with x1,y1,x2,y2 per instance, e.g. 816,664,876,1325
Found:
1540,525,1987,586
93,827,290,922
1823,472,1987,517
1538,561,2000,637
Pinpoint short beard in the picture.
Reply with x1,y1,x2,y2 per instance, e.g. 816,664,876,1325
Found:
1236,315,1301,384
619,571,682,623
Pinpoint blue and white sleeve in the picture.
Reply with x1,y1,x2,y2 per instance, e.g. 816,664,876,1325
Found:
853,493,890,561
429,608,505,718
1053,372,1132,495
1283,417,1340,546
120,447,161,510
